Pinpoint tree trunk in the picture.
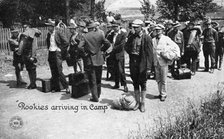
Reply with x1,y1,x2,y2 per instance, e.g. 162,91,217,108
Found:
90,0,95,19
65,0,71,25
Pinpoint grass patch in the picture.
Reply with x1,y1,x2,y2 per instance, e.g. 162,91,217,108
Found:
129,82,224,139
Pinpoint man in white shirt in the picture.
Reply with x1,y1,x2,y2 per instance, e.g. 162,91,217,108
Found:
46,21,70,93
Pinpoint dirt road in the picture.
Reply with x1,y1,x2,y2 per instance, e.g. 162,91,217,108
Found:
0,53,223,139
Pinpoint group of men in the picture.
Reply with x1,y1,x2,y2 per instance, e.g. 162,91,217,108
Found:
8,16,224,113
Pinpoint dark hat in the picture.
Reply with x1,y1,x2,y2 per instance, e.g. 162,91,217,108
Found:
22,21,31,26
45,19,55,27
86,22,97,29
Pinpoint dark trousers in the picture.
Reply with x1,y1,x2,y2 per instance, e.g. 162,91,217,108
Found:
203,42,216,70
171,59,181,76
23,56,37,86
129,55,147,91
85,65,102,101
48,51,68,91
215,47,224,68
183,50,198,73
114,58,127,86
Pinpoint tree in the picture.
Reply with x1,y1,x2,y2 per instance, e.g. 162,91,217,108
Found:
94,0,106,21
156,0,221,21
140,0,156,20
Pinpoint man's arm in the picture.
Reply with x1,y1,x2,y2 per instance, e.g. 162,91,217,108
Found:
113,33,127,52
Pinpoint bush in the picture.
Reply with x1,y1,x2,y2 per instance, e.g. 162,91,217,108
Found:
129,82,224,139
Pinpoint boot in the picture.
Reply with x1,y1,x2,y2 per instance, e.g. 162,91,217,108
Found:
27,70,37,89
140,91,146,112
133,90,140,111
218,59,222,70
15,71,26,86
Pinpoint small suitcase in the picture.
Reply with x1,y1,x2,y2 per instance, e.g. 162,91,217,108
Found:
41,78,64,93
173,68,191,80
41,79,51,93
71,72,90,98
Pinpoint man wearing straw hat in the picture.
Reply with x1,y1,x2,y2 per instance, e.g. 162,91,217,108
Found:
125,19,153,112
8,27,27,86
45,20,70,93
78,22,111,102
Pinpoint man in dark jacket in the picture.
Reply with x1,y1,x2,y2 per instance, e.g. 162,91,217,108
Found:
17,22,41,89
78,22,111,102
107,21,128,92
46,20,70,93
8,27,26,86
202,19,218,73
125,19,153,112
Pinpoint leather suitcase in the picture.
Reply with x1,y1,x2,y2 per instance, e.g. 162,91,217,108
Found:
173,68,191,80
41,79,51,93
41,78,64,93
71,72,90,98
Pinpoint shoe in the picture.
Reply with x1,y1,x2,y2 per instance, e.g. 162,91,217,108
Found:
204,69,209,72
160,96,167,102
218,68,222,71
112,85,119,89
89,98,99,102
27,84,37,89
209,69,214,73
191,72,196,76
154,95,162,99
65,88,70,94
124,85,128,92
140,102,145,112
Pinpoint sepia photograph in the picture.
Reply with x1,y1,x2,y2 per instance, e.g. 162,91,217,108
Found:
0,0,224,138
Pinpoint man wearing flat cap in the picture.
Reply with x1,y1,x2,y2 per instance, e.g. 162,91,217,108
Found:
125,19,153,112
46,20,70,93
107,21,128,92
202,18,218,73
8,27,26,86
17,21,41,89
78,22,111,102
152,24,180,102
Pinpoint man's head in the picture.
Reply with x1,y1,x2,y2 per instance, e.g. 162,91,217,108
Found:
155,24,165,37
68,24,78,34
45,19,55,33
77,21,86,32
132,19,143,34
205,19,212,29
188,21,195,29
23,21,31,31
166,20,173,30
10,27,19,37
112,21,121,32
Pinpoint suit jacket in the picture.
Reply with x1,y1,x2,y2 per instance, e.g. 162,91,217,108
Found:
107,30,127,60
125,32,153,73
152,34,180,67
79,30,111,66
46,28,69,60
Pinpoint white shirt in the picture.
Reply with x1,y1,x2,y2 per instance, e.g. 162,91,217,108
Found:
106,16,115,23
49,30,61,52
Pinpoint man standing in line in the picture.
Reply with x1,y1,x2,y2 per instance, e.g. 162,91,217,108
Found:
202,18,218,73
152,24,180,101
8,27,26,86
78,22,111,102
45,20,70,93
107,21,128,92
168,22,184,76
125,19,153,112
17,22,41,89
